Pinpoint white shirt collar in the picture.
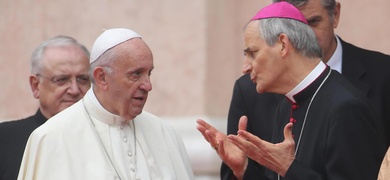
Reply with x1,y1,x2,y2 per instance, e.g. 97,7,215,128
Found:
326,36,343,73
286,61,327,103
86,87,127,125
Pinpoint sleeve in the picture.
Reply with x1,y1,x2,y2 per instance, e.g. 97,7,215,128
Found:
172,127,195,179
162,121,195,180
243,159,272,180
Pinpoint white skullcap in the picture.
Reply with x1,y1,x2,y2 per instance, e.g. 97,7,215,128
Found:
90,28,141,63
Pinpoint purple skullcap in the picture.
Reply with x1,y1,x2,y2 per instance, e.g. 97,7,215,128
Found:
251,2,308,24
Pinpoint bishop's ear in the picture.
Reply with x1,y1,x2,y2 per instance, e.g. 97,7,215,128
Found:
278,34,288,54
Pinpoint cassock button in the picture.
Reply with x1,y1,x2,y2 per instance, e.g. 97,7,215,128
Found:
290,118,296,123
131,166,136,172
123,137,128,143
127,152,133,157
292,103,299,110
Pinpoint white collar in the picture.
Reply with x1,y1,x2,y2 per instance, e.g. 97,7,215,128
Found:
85,88,127,125
326,36,343,73
286,61,327,103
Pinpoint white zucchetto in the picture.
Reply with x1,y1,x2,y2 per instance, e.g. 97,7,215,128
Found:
90,28,141,63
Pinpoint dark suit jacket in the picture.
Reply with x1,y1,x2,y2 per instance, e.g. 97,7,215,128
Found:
0,110,46,180
222,37,390,179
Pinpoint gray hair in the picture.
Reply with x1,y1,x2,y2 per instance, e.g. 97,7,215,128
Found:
30,35,90,74
89,46,117,84
273,0,337,21
258,18,323,59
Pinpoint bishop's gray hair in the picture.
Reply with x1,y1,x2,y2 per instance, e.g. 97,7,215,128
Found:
258,18,323,59
30,35,90,74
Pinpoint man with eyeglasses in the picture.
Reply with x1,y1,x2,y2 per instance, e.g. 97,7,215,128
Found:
0,35,90,180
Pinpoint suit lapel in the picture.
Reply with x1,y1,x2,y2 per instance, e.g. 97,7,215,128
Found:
339,37,371,96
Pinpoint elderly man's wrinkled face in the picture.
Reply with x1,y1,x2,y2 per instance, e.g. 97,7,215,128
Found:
242,21,286,94
31,45,91,119
105,38,153,120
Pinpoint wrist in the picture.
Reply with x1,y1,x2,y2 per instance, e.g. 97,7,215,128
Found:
232,158,248,180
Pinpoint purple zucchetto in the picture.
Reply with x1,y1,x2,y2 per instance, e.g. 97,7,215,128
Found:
251,2,308,24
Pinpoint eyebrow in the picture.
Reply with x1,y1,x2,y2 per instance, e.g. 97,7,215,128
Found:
244,47,251,53
306,15,322,23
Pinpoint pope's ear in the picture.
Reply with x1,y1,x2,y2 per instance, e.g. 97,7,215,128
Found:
29,74,40,99
93,67,108,88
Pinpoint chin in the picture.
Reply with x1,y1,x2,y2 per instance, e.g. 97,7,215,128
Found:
255,85,265,94
62,101,77,108
127,110,143,119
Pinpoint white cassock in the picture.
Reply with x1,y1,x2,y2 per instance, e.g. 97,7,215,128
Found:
18,89,194,180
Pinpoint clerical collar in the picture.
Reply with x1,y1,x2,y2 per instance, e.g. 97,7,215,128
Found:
286,61,327,103
35,109,48,124
326,35,343,73
85,88,127,125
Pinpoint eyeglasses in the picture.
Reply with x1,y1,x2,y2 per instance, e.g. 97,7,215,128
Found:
36,73,90,87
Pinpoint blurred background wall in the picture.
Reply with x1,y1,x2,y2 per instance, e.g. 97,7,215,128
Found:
1,0,389,179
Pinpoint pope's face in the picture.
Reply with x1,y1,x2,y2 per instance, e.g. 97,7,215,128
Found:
298,0,340,62
32,45,90,119
242,21,286,94
105,39,153,120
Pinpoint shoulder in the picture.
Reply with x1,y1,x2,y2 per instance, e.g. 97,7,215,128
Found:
341,38,390,66
340,38,390,85
135,111,161,121
0,118,26,129
315,72,377,125
322,71,371,106
0,117,33,148
134,111,176,133
0,114,39,133
233,74,258,99
135,111,165,126
31,101,84,137
236,74,256,89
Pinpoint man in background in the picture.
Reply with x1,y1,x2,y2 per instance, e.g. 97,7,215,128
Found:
223,0,390,179
0,35,91,180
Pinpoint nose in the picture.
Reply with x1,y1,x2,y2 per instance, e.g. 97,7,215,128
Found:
66,79,82,96
140,76,152,92
242,60,252,74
